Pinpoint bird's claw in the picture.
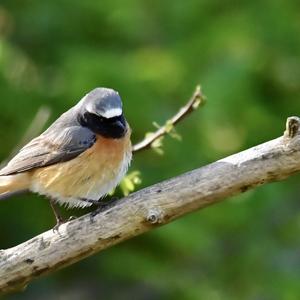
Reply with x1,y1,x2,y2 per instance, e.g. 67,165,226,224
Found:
52,215,77,232
68,215,77,221
91,198,119,217
52,217,65,233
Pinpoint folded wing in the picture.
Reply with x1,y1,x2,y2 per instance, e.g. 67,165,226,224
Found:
0,126,96,176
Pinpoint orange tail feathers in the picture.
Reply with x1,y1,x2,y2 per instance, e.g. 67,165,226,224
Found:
0,174,30,200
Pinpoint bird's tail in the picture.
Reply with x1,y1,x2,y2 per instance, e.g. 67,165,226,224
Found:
0,174,30,200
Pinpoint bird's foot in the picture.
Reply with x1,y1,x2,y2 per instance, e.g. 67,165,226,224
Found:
79,197,119,217
68,215,77,221
93,197,119,216
49,200,66,233
52,215,77,233
52,216,65,233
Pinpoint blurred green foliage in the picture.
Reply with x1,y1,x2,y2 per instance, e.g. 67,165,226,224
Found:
1,0,300,299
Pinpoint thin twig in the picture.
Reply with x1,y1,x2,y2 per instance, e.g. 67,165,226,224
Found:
132,85,205,153
0,106,51,169
12,106,51,155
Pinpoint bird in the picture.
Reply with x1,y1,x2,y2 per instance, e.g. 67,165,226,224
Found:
0,87,132,227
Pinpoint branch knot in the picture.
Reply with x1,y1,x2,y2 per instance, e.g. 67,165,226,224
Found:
146,208,165,224
284,116,300,138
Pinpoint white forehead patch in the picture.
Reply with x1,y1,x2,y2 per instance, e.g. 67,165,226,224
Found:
101,107,123,118
85,103,122,118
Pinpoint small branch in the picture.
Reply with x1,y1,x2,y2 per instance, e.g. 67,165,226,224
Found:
284,116,300,138
132,85,205,153
1,116,300,295
14,106,51,151
0,106,51,168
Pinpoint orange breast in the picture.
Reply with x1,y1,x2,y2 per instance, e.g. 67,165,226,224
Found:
30,132,132,202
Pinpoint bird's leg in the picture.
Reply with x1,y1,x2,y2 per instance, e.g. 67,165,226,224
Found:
49,200,65,231
79,198,104,206
79,197,119,216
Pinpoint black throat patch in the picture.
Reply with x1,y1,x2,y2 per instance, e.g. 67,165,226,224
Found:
79,112,127,139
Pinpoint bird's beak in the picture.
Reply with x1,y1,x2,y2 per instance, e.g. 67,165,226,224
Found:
113,116,127,136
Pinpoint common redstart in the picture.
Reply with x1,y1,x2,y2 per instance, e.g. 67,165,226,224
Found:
0,88,132,225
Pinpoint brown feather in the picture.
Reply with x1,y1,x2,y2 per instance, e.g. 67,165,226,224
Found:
29,131,132,207
0,173,31,200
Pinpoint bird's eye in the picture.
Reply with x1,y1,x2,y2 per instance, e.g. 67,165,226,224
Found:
89,112,104,122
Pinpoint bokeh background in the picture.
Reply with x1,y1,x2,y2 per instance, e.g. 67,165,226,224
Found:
1,1,300,299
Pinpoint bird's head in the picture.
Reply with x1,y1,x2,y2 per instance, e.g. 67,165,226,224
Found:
78,88,128,139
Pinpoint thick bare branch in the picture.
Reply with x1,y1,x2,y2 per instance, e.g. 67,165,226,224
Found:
132,85,205,153
1,117,300,295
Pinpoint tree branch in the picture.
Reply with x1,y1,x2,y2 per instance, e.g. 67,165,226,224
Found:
0,106,51,168
132,85,205,153
1,116,300,295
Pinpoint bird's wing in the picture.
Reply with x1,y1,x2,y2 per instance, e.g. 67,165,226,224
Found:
0,126,96,176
